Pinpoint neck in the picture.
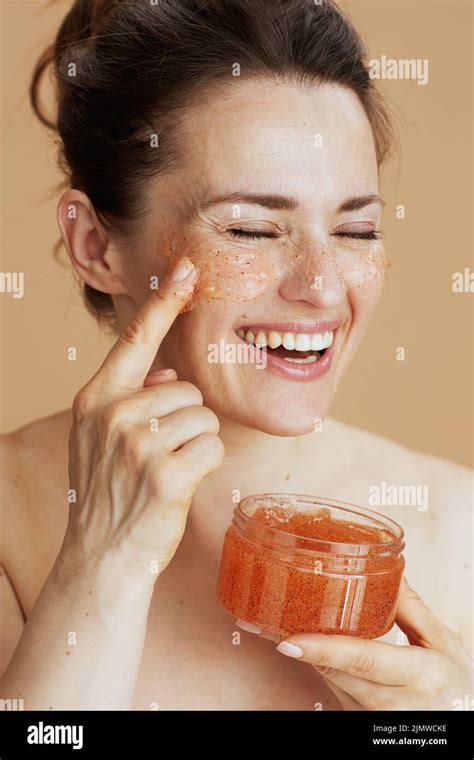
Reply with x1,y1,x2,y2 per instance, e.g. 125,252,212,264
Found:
217,414,301,463
184,415,340,568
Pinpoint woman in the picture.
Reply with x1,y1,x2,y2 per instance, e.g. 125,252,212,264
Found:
0,0,472,711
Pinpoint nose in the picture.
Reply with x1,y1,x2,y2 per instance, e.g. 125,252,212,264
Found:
278,245,347,309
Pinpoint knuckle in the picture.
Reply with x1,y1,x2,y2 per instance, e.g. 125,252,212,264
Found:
72,389,93,420
352,650,378,677
315,665,334,678
177,381,203,406
101,401,128,432
199,406,220,433
120,427,148,459
119,317,146,348
201,433,225,463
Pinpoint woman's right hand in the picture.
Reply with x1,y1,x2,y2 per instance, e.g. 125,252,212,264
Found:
60,256,225,584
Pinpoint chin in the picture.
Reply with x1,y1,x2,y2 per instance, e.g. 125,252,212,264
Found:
219,396,332,437
253,418,323,437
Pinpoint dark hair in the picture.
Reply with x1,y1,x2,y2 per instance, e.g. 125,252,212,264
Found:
31,0,393,322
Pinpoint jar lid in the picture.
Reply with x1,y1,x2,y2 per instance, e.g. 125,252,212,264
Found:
236,493,405,558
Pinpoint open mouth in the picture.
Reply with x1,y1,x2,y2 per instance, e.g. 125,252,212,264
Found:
235,327,334,364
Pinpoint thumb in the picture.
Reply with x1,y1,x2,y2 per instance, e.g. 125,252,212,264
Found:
143,367,178,388
396,577,457,655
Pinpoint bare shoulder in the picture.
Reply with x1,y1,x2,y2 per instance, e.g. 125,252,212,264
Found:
0,410,72,614
325,418,473,649
326,417,472,505
1,409,72,507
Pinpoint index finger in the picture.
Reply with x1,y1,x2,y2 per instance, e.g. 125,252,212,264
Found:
276,633,425,686
95,257,197,389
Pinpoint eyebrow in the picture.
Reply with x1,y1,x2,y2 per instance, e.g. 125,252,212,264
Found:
198,192,385,213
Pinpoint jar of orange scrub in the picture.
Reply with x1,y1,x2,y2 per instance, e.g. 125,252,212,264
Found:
216,494,405,638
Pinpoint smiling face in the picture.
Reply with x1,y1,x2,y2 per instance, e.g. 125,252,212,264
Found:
114,78,387,435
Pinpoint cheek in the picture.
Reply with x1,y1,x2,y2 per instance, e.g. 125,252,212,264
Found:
332,240,390,293
154,233,390,313
196,248,280,303
342,244,389,332
159,236,280,312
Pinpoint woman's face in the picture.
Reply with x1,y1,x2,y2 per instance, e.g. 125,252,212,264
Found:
116,79,387,435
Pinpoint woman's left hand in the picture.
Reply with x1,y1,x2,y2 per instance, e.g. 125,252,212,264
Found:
239,578,473,710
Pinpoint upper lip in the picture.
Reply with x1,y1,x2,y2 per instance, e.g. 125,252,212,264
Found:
235,320,343,334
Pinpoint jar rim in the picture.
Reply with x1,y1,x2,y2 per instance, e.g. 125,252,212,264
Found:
236,493,405,554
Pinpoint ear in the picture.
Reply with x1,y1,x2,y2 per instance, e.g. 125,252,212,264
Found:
57,189,128,295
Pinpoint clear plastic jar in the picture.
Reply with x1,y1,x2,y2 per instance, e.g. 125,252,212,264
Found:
216,494,405,638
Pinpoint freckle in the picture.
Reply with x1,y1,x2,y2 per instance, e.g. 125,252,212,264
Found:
88,590,92,594
285,474,290,480
85,612,89,616
66,651,70,656
49,706,53,710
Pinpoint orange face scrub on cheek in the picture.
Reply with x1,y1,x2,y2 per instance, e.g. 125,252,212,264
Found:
196,247,279,302
334,239,390,290
158,233,389,312
216,494,405,638
159,236,281,311
301,239,389,293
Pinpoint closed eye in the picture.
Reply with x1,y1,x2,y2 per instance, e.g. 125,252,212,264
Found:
334,230,381,240
227,228,382,242
227,228,280,240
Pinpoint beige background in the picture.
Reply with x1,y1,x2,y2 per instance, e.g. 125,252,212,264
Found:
1,0,472,467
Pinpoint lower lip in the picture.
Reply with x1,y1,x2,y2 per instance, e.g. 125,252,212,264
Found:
235,334,334,382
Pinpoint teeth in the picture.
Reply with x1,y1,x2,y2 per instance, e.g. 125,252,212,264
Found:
267,330,282,349
282,332,295,350
285,355,319,364
237,328,334,351
311,331,333,351
294,333,311,351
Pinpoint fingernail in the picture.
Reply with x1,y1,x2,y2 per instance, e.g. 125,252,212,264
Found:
259,631,281,643
169,257,195,282
148,368,173,376
276,641,304,658
236,619,262,634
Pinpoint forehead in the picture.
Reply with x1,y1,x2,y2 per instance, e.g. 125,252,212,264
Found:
176,78,379,208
